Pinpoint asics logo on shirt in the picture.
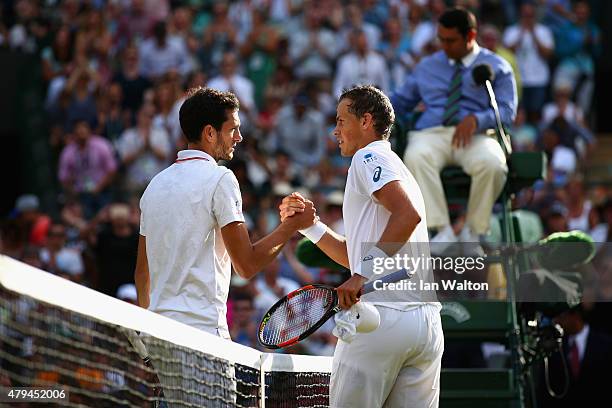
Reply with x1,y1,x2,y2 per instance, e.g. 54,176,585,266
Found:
373,166,382,182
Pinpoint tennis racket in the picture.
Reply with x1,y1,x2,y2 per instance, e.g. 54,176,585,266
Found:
258,268,411,349
121,328,167,408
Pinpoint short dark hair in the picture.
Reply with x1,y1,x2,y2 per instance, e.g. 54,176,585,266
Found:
439,7,477,38
339,85,395,140
179,87,239,143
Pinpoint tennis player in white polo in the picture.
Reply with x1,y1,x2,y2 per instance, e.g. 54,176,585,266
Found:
281,85,444,408
134,87,315,338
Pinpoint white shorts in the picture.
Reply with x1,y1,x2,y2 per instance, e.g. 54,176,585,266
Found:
330,304,444,408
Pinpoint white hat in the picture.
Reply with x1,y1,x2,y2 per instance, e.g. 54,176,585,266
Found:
327,190,344,206
56,249,84,276
15,194,40,213
272,181,293,197
116,284,138,301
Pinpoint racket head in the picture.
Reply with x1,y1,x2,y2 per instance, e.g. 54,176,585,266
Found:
258,284,338,349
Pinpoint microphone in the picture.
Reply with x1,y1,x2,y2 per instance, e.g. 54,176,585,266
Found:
472,63,512,155
472,64,494,86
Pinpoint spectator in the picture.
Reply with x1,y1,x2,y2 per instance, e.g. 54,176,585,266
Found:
54,245,85,283
392,8,516,245
378,17,414,91
288,5,339,79
539,123,577,185
263,63,300,107
12,194,51,247
89,203,139,297
538,305,612,408
58,119,118,218
503,2,554,123
150,75,184,152
510,107,538,152
113,45,152,119
201,1,238,71
279,237,317,285
333,29,390,98
340,3,382,54
114,0,156,48
96,82,127,147
39,222,84,276
117,104,171,195
138,21,192,80
168,6,192,47
410,0,446,58
73,8,113,86
266,93,326,169
239,8,279,109
543,202,570,234
563,177,593,233
208,51,256,123
268,151,302,187
229,293,259,348
254,258,300,316
64,65,100,132
60,198,89,246
480,24,522,101
543,0,573,36
41,24,73,85
541,83,586,128
553,0,601,116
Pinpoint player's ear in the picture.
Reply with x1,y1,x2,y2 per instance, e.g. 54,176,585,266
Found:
362,112,373,130
203,124,216,143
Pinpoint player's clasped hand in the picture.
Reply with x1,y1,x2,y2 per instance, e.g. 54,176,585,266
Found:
279,192,308,222
280,192,317,230
336,274,368,310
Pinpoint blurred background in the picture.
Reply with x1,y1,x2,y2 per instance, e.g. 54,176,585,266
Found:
0,0,611,405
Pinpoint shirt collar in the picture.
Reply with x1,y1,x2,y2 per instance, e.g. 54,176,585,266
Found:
449,43,480,68
176,149,216,164
365,140,391,149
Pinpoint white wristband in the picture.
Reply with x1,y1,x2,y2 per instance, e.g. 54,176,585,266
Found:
299,220,327,244
354,246,388,279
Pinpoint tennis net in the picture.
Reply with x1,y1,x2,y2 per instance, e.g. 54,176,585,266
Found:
0,255,331,407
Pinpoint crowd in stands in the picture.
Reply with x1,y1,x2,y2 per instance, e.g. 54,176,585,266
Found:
1,0,610,358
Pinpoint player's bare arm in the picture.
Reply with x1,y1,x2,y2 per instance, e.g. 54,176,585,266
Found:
134,234,150,308
279,193,350,269
337,181,421,310
373,180,422,254
222,201,316,279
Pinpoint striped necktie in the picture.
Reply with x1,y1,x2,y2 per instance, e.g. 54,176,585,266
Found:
443,61,463,126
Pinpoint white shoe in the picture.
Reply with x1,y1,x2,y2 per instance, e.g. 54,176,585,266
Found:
430,225,459,256
459,226,485,257
459,226,479,242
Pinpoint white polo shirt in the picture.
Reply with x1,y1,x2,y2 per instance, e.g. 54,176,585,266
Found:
343,140,439,310
503,24,554,87
140,150,245,338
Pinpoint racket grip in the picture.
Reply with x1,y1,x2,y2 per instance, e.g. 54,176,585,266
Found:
361,268,412,295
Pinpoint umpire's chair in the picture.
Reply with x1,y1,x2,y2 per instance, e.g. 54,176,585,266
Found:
391,119,546,408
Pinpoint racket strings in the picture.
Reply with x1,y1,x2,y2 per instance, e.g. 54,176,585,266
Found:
261,288,334,345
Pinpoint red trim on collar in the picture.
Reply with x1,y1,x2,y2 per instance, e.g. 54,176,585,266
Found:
175,157,209,163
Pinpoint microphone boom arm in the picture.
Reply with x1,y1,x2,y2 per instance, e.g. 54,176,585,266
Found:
484,80,512,157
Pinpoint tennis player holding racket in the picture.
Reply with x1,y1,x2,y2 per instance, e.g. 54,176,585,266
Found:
281,85,444,408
